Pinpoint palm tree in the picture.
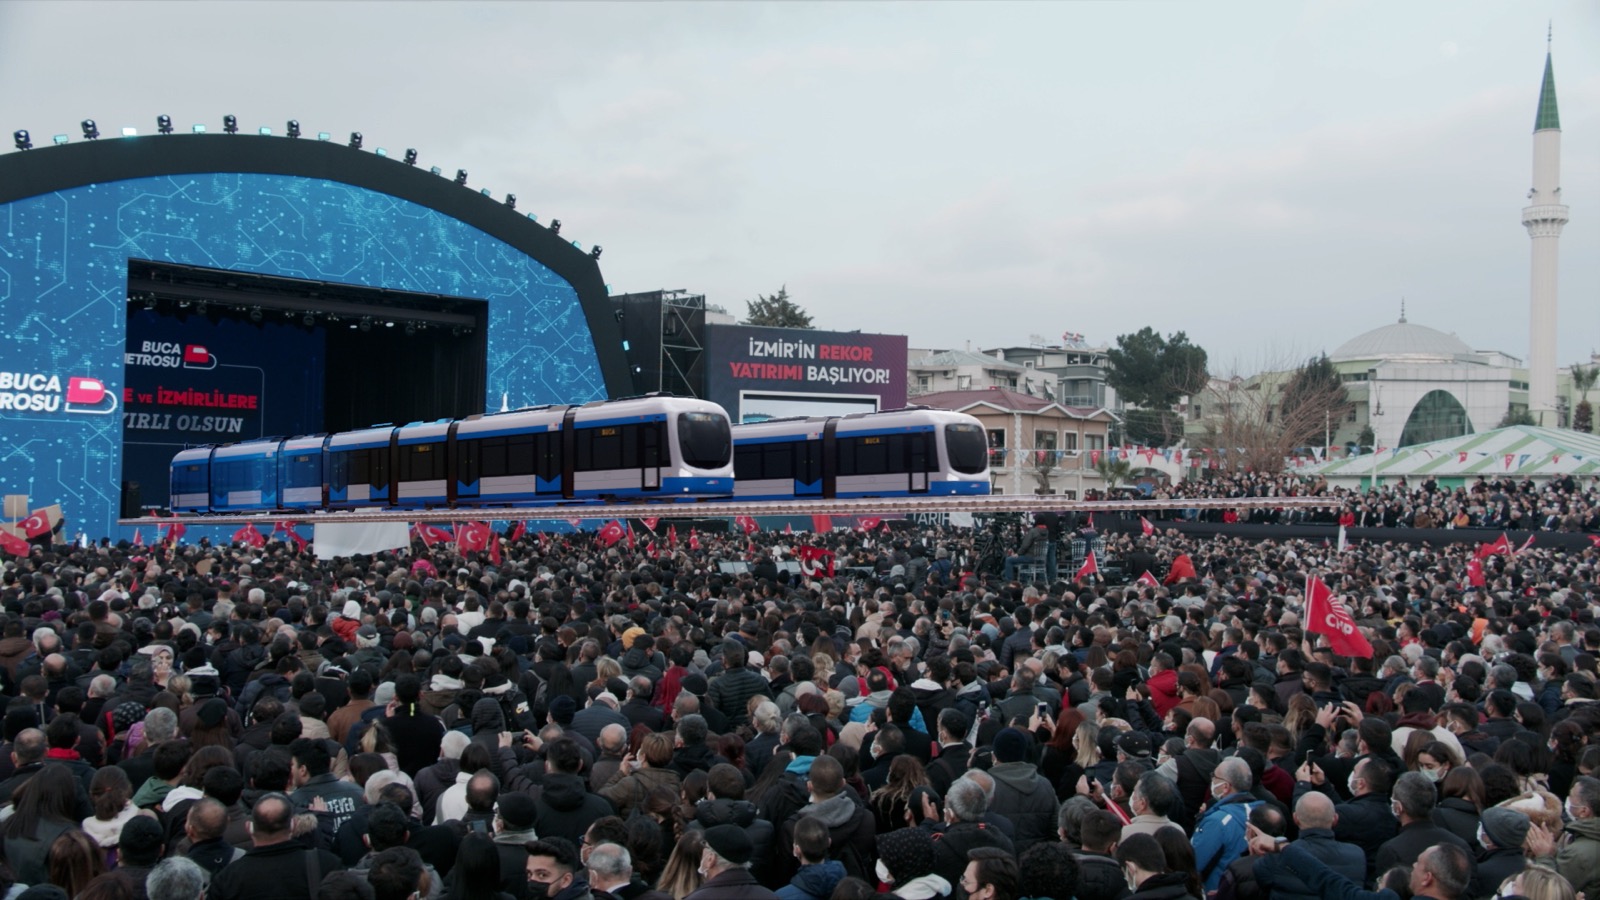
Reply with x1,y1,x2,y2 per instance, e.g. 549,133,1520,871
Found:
1094,456,1134,490
1572,364,1598,433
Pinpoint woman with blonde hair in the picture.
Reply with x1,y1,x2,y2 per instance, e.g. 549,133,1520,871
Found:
655,829,705,898
1498,864,1576,900
1282,695,1317,743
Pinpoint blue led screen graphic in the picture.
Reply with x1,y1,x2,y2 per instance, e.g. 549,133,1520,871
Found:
121,310,329,515
0,172,607,538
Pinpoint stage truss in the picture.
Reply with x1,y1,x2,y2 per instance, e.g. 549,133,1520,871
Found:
120,495,1333,527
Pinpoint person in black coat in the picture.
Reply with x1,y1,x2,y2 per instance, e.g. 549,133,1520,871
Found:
1119,832,1202,900
1075,810,1133,900
384,675,446,777
206,794,345,900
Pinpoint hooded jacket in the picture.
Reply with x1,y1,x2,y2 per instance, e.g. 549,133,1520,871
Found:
780,792,875,879
532,771,614,847
600,764,680,819
689,798,775,880
775,860,846,900
1552,815,1600,900
988,761,1059,856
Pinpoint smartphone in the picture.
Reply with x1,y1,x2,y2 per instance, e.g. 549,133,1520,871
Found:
1037,702,1050,717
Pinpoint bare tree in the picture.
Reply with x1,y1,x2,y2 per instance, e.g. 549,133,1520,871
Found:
1190,354,1350,475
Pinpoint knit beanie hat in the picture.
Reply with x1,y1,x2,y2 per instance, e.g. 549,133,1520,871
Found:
1482,807,1531,851
878,826,936,882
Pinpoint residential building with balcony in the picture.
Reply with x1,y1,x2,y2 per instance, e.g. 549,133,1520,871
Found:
912,387,1115,496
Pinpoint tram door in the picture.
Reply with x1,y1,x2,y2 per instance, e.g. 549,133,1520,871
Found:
908,432,929,493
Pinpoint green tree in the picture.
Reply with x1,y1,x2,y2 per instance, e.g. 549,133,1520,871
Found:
1356,424,1375,453
1094,456,1134,490
1572,364,1598,433
743,286,813,328
1105,328,1209,445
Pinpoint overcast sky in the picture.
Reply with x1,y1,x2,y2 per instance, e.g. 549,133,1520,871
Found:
3,1,1596,373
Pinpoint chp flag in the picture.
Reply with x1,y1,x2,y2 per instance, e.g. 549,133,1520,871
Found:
1304,575,1373,658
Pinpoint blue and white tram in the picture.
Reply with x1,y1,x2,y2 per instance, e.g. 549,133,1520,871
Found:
731,407,991,500
169,394,734,513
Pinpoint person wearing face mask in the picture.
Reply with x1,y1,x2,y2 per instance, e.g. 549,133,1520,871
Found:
1415,742,1459,785
1116,833,1198,900
774,817,843,900
682,823,778,900
524,837,593,900
1527,776,1600,900
1374,772,1474,878
1190,758,1259,896
1474,807,1531,893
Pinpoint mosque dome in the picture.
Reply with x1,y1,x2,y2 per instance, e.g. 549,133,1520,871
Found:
1330,316,1475,363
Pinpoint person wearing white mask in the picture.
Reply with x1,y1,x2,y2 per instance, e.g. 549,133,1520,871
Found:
1415,742,1460,784
1526,775,1600,900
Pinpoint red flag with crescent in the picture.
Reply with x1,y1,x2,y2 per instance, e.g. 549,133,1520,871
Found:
597,520,626,548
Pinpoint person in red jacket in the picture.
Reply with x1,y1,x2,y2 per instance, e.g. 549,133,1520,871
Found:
330,599,361,643
1147,652,1181,718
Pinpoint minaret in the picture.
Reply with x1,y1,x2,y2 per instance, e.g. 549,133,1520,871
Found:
1523,29,1567,427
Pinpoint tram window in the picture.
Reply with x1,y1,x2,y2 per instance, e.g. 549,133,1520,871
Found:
506,435,535,476
478,438,508,479
763,443,794,480
641,422,664,467
735,446,763,479
349,451,370,486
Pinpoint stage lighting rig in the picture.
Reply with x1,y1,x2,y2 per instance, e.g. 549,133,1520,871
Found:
359,316,372,332
248,306,263,323
405,322,417,336
13,131,30,150
549,219,561,235
223,115,238,134
195,301,208,316
591,245,603,260
403,148,417,165
302,313,315,327
81,120,99,140
142,293,157,311
454,169,468,186
156,115,173,135
505,194,516,209
286,120,301,138
349,132,362,149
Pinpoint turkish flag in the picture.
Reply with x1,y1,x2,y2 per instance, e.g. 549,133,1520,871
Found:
132,529,144,547
1136,570,1161,588
812,515,832,533
646,541,657,559
688,529,700,550
857,517,882,532
1163,554,1196,584
784,522,793,535
488,533,502,566
410,523,453,547
1074,550,1099,583
1139,516,1154,537
597,520,625,548
641,517,659,532
1090,449,1101,466
1305,575,1373,658
1517,534,1537,554
183,345,210,365
0,531,29,556
626,522,636,550
1476,534,1512,559
735,515,759,535
1466,558,1485,587
65,376,107,405
19,506,59,539
457,521,491,552
668,525,678,545
796,546,836,578
273,521,307,552
161,519,187,545
232,525,265,548
510,521,527,543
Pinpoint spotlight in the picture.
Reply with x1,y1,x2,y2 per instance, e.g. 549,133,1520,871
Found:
590,245,603,260
143,293,157,311
156,115,173,135
81,119,99,140
286,120,301,139
121,127,138,137
222,115,238,134
480,188,490,197
195,301,208,316
375,148,387,158
302,313,315,327
191,124,206,134
613,309,625,322
13,130,30,150
429,166,442,176
317,131,331,142
52,135,68,146
257,127,272,136
384,321,394,328
451,325,463,338
405,322,416,336
454,169,468,186
349,132,362,149
549,219,561,235
248,307,263,323
403,148,417,165
504,194,516,209
358,317,372,333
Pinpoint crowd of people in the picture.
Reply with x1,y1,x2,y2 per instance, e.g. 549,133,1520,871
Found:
0,503,1595,900
1141,473,1600,532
